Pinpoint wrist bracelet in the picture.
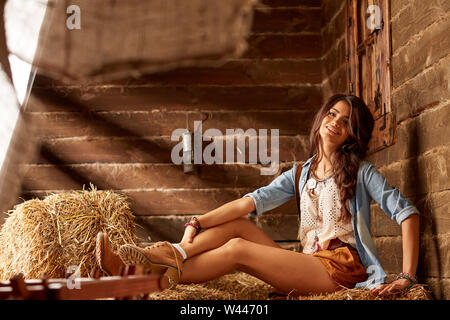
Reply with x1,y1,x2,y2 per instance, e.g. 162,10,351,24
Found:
396,273,417,288
184,222,200,234
192,216,202,230
396,272,417,283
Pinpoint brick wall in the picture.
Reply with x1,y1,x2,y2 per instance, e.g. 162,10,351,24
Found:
319,0,450,299
320,0,347,100
364,0,450,299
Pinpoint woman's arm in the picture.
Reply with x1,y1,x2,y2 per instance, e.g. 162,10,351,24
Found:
184,163,298,242
401,213,420,276
363,162,420,224
197,164,298,228
181,197,255,244
196,197,255,229
372,213,420,295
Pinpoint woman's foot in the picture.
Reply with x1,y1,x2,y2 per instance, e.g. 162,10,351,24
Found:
119,241,184,289
95,232,125,276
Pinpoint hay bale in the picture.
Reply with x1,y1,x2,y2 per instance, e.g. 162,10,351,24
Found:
145,272,432,300
147,271,273,300
295,274,432,300
0,184,137,280
296,284,432,300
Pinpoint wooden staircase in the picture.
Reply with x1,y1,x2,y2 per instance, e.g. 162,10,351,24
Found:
20,0,323,245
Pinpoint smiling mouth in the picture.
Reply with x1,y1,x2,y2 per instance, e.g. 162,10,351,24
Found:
326,126,339,136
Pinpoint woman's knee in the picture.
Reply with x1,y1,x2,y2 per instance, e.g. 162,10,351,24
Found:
222,237,246,262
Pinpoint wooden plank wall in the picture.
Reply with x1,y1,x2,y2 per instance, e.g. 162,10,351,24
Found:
20,0,324,246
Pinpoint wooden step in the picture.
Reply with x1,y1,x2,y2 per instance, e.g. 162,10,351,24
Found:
259,0,321,8
27,83,322,112
26,109,316,138
20,188,300,216
32,59,322,87
34,135,309,164
244,33,321,58
21,161,305,190
252,7,321,33
118,58,322,85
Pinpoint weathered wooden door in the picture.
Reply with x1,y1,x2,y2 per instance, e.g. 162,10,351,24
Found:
346,0,394,154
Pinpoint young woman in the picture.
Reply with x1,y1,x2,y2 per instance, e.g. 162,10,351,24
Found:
97,94,420,297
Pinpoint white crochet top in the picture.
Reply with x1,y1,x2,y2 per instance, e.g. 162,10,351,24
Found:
299,171,356,254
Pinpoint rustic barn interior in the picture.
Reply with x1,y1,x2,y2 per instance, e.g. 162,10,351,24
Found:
0,0,448,299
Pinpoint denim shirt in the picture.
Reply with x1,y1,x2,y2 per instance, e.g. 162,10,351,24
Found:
242,154,420,289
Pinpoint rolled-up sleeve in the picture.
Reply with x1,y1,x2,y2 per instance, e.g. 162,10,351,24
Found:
242,164,297,216
363,162,420,224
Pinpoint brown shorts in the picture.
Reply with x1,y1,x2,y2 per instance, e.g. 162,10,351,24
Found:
312,245,368,289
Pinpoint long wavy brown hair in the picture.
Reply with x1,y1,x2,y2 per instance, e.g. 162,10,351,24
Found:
308,94,374,222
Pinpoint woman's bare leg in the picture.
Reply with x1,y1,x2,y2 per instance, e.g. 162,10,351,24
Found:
180,237,339,296
177,217,280,259
175,218,339,295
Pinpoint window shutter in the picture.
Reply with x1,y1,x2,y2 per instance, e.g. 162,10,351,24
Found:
346,0,395,154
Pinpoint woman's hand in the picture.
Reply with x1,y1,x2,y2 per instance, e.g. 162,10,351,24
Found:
370,278,412,296
180,225,197,244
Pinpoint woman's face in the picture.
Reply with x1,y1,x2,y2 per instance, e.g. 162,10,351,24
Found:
319,100,351,150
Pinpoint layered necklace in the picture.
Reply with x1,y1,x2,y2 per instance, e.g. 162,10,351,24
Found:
307,163,334,193
306,164,335,253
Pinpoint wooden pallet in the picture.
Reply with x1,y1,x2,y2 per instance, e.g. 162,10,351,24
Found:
0,265,161,300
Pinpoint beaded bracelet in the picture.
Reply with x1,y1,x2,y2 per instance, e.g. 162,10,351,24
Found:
184,216,203,235
395,272,417,289
184,222,200,235
192,216,202,230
